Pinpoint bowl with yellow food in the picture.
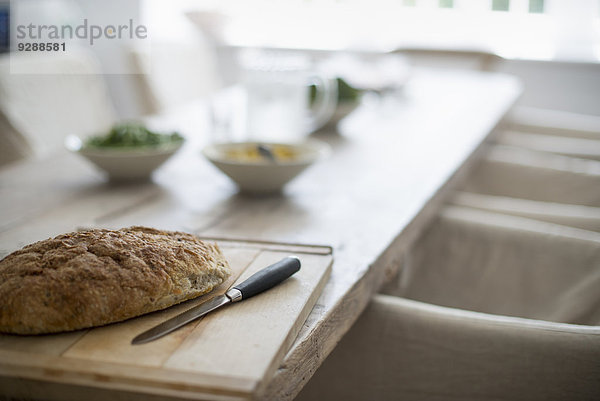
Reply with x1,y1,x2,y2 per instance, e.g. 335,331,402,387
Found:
202,140,330,194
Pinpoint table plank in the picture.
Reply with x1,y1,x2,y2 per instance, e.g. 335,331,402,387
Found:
0,152,102,233
0,182,161,257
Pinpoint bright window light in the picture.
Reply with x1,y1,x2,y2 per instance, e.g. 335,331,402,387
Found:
492,0,510,12
529,0,544,13
143,0,600,62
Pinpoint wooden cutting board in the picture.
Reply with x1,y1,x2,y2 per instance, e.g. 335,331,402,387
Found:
0,238,333,401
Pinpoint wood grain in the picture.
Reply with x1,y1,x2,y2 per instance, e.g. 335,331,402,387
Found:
0,329,86,357
165,251,332,394
0,349,255,401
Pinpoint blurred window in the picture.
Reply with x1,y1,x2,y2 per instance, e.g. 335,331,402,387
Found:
528,0,544,13
492,0,510,12
144,0,599,62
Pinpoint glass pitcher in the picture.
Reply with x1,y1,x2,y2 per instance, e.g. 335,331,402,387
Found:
240,49,337,142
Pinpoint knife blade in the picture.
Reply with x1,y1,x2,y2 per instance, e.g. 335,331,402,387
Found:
132,256,301,345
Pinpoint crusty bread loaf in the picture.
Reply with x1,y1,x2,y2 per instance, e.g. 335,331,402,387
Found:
0,226,231,335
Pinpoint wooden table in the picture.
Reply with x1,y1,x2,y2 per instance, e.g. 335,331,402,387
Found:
0,68,521,400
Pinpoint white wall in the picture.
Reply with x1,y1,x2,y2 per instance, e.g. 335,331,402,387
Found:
403,52,600,117
495,59,600,116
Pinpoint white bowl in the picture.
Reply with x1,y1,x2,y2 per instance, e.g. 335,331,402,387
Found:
202,140,330,194
66,135,184,181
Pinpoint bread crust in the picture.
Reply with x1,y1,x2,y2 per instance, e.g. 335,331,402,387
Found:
0,226,231,334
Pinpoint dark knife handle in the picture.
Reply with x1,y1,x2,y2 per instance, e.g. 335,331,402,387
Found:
231,256,301,301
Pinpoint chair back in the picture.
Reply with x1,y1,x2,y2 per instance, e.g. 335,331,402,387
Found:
0,50,116,160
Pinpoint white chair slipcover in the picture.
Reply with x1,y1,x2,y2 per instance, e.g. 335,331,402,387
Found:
297,294,600,401
298,207,600,400
451,192,600,232
462,145,600,207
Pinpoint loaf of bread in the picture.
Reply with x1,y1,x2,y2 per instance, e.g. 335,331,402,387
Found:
0,226,231,334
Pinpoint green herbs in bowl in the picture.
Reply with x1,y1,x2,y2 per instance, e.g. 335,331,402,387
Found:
85,123,184,149
68,123,185,181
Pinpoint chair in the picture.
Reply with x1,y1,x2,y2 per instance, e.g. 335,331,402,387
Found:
503,107,600,140
384,206,600,324
495,107,600,161
185,10,241,87
296,295,600,401
451,192,600,232
130,40,222,114
0,111,32,166
461,106,600,229
495,130,600,161
0,50,116,161
297,206,600,401
461,145,600,207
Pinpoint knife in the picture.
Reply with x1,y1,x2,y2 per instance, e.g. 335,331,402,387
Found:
132,256,301,345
